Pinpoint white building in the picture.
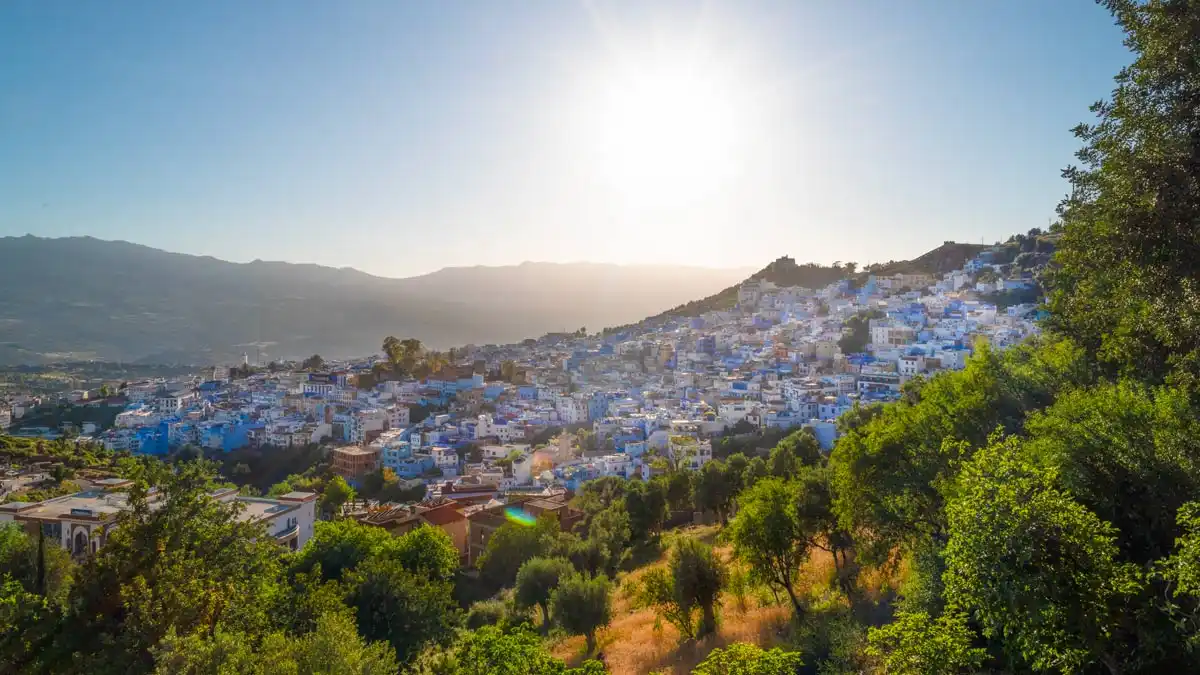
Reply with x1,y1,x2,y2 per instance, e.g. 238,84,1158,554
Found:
0,480,318,556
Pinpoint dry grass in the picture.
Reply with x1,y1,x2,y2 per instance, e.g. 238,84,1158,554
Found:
549,528,907,674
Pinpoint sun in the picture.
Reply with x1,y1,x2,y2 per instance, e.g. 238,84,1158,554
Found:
583,57,748,204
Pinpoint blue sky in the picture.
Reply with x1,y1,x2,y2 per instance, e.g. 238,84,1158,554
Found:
0,1,1128,277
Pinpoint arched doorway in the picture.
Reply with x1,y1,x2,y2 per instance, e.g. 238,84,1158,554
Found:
73,530,88,556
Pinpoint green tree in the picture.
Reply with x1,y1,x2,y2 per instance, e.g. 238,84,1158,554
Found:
514,557,573,631
625,479,668,541
671,538,725,639
830,341,1087,558
728,477,810,618
692,642,804,675
289,519,403,582
695,460,735,524
634,567,696,641
344,556,458,664
29,461,284,675
1046,0,1200,385
321,475,355,518
446,625,604,675
550,573,612,655
943,438,1143,674
587,504,631,575
0,522,74,608
866,610,985,675
153,611,399,675
477,514,559,589
394,524,459,582
301,354,325,371
664,471,694,512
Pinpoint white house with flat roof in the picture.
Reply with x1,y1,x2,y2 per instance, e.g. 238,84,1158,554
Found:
0,479,317,557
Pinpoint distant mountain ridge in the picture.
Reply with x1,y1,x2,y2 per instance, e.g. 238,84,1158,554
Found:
0,236,748,365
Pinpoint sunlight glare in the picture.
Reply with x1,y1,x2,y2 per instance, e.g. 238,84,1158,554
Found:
585,57,748,204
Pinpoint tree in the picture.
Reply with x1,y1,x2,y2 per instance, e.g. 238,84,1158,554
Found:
447,625,604,675
344,556,458,664
393,524,459,582
635,567,696,641
477,514,559,589
865,610,985,675
515,557,573,631
0,522,74,608
671,538,726,639
550,573,612,655
837,310,881,355
742,456,770,490
153,611,399,675
301,354,325,371
769,429,821,478
586,504,631,575
321,475,355,518
664,471,694,513
625,479,668,541
289,519,404,582
943,437,1143,674
692,643,804,675
830,341,1087,558
28,461,284,675
695,460,735,524
728,478,811,618
1047,0,1200,385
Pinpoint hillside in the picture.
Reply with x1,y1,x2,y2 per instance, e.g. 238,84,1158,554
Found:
866,241,988,276
0,236,747,365
618,240,988,328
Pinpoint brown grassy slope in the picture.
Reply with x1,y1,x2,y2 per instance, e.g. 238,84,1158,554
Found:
549,525,884,675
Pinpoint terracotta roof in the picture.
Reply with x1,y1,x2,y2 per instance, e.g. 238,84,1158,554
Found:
421,504,466,526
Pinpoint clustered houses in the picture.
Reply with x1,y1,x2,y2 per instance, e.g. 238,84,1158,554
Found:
2,243,1040,569
0,478,318,556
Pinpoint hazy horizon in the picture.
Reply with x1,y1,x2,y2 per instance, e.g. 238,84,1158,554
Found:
2,1,1128,277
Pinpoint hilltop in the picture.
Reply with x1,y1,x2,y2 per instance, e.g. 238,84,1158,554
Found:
616,239,991,327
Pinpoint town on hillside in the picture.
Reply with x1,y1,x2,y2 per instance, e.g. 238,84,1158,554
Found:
0,240,1042,562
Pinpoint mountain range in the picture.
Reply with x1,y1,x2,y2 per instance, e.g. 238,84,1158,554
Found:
0,236,752,365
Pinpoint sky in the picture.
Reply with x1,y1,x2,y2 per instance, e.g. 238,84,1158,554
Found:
0,1,1130,278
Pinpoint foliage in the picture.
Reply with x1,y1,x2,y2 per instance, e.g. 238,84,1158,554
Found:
625,479,668,541
321,475,355,517
440,625,604,675
1046,0,1200,386
635,566,697,641
943,437,1144,673
865,610,985,675
728,477,811,617
20,461,284,675
550,572,612,655
344,555,458,663
691,642,804,675
695,460,735,524
289,519,405,582
152,611,399,675
670,537,726,638
0,523,74,609
836,310,882,355
830,340,1089,557
477,514,560,589
514,557,573,630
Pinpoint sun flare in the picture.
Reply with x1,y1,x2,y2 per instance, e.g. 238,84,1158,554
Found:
583,57,748,203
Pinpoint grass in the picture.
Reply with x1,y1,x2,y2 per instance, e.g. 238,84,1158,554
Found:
547,525,904,675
